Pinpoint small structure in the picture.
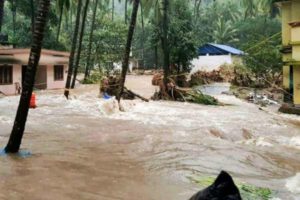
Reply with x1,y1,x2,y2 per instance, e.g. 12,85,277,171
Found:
0,48,69,95
190,43,244,74
277,0,300,107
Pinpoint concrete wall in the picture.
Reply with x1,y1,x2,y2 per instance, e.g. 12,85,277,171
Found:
0,64,68,95
281,2,292,46
190,55,234,74
293,66,300,105
0,64,22,95
47,64,68,90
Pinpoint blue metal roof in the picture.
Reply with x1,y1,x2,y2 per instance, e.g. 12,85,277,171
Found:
198,43,244,56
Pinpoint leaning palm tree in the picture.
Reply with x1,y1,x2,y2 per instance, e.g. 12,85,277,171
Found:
64,0,83,99
117,0,140,102
5,0,51,153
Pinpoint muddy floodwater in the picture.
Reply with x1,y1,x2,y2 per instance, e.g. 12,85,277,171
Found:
0,75,300,200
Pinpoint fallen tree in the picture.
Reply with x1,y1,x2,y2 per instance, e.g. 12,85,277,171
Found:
100,76,149,102
152,73,219,105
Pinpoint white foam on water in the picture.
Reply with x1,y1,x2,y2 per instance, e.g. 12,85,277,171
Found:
286,173,300,195
239,135,300,150
239,137,274,147
274,136,300,150
0,116,13,124
289,136,300,149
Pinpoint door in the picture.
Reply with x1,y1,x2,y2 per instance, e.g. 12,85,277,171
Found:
22,65,47,90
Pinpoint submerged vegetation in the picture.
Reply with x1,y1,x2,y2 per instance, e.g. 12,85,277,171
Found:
189,176,273,200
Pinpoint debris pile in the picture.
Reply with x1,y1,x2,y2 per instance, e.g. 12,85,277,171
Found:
231,65,282,88
101,76,149,101
151,74,219,105
189,65,234,86
230,86,282,106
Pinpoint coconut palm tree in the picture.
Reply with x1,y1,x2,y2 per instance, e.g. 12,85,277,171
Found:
64,0,83,99
56,0,71,42
84,0,99,80
140,0,145,68
241,0,258,19
30,0,35,32
117,0,140,102
259,0,279,18
5,0,51,153
212,18,238,44
162,0,170,85
71,0,90,88
125,0,128,23
0,0,4,32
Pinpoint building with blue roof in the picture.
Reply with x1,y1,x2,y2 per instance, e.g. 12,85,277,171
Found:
198,43,244,56
190,43,244,74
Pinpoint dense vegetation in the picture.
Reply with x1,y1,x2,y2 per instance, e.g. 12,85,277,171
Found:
0,0,281,78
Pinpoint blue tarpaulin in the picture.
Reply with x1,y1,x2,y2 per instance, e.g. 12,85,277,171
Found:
198,43,244,56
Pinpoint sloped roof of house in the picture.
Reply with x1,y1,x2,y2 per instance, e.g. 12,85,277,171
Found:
0,48,70,65
198,43,244,56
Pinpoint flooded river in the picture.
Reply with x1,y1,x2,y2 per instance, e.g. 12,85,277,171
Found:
0,75,300,200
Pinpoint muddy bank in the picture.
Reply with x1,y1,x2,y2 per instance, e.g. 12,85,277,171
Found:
0,75,300,200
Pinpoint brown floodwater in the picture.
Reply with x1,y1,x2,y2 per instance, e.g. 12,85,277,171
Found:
0,75,300,200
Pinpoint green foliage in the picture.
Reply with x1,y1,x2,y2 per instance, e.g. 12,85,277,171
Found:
145,0,197,71
81,70,103,84
186,91,219,105
236,17,282,76
0,0,282,84
169,0,197,71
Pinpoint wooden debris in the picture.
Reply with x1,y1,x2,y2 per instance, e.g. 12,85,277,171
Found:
100,76,149,102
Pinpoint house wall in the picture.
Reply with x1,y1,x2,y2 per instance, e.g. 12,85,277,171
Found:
0,64,22,95
293,66,300,106
190,55,233,74
47,64,68,89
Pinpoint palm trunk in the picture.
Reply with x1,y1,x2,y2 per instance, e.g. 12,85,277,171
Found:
64,0,83,99
56,4,64,42
112,0,114,21
117,0,140,102
154,44,158,69
162,0,170,85
140,1,145,69
125,0,128,24
84,0,99,80
12,0,16,38
71,0,90,88
0,0,5,32
30,0,35,33
4,0,51,153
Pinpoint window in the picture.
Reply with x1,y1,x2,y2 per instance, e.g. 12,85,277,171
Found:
54,65,64,81
0,65,13,85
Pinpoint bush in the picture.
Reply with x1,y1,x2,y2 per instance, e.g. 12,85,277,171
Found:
81,71,103,84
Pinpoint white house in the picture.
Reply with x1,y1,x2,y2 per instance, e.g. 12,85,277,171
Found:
190,43,244,74
0,48,69,95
